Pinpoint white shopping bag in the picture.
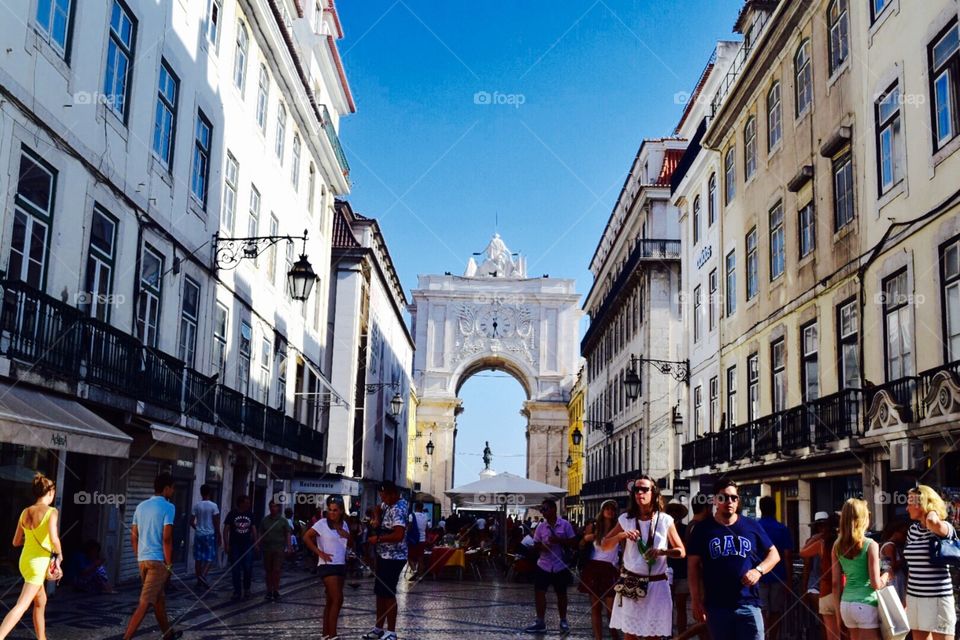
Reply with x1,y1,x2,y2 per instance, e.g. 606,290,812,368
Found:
876,585,909,640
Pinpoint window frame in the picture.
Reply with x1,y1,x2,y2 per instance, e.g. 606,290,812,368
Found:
882,269,914,380
726,365,737,428
178,276,201,366
724,147,736,204
941,234,960,363
707,173,717,226
233,20,248,92
837,298,861,390
725,250,737,316
801,321,819,403
291,133,301,189
875,82,903,194
135,243,163,348
929,20,960,151
238,320,252,395
799,202,816,258
9,149,57,290
82,205,117,322
275,102,287,163
871,0,890,23
746,227,758,300
35,0,75,60
795,39,813,118
828,0,850,74
747,353,760,422
222,152,239,233
152,59,179,170
212,302,229,376
744,116,757,180
103,0,137,121
693,284,702,343
833,150,855,230
692,195,701,245
709,376,719,433
769,202,785,281
708,268,718,332
190,110,213,207
694,385,703,436
206,0,222,50
767,82,782,151
256,64,270,132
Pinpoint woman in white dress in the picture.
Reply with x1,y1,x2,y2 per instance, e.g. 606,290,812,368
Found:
602,475,685,640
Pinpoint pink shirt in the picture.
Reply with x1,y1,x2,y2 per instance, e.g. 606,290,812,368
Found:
533,517,575,573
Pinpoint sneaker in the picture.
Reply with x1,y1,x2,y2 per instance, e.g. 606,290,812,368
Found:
559,619,571,633
382,633,398,640
362,629,384,639
524,620,547,634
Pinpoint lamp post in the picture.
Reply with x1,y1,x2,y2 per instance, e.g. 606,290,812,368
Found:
364,381,405,418
426,439,435,456
213,229,318,301
624,354,690,401
571,427,583,446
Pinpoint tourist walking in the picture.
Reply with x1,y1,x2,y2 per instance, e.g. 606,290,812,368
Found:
363,481,407,640
578,499,621,640
190,483,220,590
524,498,577,634
406,502,428,579
904,485,956,640
833,498,885,640
121,472,180,640
0,473,62,640
602,475,685,640
879,518,909,605
260,499,291,601
223,495,258,600
688,479,780,640
304,496,352,640
799,512,840,640
757,496,794,640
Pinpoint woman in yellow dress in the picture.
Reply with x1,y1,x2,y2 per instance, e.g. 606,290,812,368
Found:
0,473,62,640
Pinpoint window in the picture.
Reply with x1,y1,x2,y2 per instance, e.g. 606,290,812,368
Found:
746,228,758,299
206,0,222,48
248,186,261,258
876,83,903,194
771,339,786,412
103,0,136,119
233,21,248,91
795,40,812,117
883,270,914,380
308,164,318,215
709,376,719,432
802,322,819,402
767,83,782,151
82,206,117,321
256,64,269,132
179,277,200,366
275,102,287,163
838,300,860,389
694,385,703,435
693,284,702,343
291,134,301,188
8,151,55,288
828,0,849,73
930,21,960,150
275,341,288,409
191,111,212,206
708,173,717,226
152,60,179,169
799,203,815,258
212,303,228,376
238,321,252,394
747,353,759,422
943,238,960,361
724,147,736,204
744,117,757,180
692,196,701,245
222,153,239,232
135,245,163,347
708,269,718,331
260,336,271,403
267,214,279,284
769,202,785,280
726,365,737,428
833,151,855,229
871,0,889,22
35,0,73,58
725,250,737,316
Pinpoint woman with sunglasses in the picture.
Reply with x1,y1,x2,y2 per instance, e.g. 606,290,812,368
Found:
601,475,685,640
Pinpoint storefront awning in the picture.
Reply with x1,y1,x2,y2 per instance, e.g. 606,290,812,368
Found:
150,423,199,449
0,382,131,458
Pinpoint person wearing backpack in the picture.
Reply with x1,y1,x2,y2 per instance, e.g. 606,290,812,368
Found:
406,502,427,580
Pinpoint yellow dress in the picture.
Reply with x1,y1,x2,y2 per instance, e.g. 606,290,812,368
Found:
19,508,54,586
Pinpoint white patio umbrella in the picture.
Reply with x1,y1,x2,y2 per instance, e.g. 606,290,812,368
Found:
445,471,567,508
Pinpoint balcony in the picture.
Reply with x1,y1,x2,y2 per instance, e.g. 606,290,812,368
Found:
864,377,923,430
322,105,350,178
710,8,772,117
184,369,216,423
681,389,864,471
215,386,244,434
0,280,82,378
581,471,641,498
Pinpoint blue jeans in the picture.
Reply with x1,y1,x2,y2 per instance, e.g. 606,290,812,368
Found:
229,547,254,594
706,604,764,640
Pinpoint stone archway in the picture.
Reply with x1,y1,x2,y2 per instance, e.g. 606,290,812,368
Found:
409,235,581,512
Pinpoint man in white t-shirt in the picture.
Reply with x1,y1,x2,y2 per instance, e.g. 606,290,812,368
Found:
476,517,486,531
190,484,221,589
407,502,430,579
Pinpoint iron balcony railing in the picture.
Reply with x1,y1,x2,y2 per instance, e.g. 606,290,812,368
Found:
710,8,772,118
0,280,82,377
184,369,216,423
864,376,924,425
322,105,350,177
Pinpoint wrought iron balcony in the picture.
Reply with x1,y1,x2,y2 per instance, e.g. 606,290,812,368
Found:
184,369,216,423
0,280,82,377
322,105,350,178
580,471,640,498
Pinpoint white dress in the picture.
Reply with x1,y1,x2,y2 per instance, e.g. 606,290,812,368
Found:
609,511,675,637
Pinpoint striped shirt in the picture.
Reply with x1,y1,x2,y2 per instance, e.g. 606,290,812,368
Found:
904,521,954,597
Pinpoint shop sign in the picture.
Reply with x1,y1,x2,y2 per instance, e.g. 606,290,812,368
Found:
292,477,360,496
696,245,712,270
50,433,67,448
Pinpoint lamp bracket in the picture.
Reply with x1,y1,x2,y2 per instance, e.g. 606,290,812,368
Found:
214,230,309,270
630,355,690,385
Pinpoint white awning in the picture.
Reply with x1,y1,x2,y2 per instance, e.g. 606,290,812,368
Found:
150,423,199,449
0,382,131,458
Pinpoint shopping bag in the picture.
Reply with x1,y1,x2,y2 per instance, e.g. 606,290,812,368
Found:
876,585,909,640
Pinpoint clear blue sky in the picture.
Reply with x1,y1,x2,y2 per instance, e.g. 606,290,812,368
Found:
336,1,743,483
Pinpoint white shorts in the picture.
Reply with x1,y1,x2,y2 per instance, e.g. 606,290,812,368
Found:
906,593,957,635
839,601,879,629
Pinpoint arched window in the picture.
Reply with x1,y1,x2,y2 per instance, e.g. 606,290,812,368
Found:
744,116,757,179
233,21,248,91
256,64,269,131
724,147,736,204
707,173,717,226
693,195,702,245
795,40,813,117
767,82,782,150
828,0,849,73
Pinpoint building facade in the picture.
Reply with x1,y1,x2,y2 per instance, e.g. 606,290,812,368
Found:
565,364,586,524
0,0,353,583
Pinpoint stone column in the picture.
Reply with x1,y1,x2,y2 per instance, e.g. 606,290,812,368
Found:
416,396,460,514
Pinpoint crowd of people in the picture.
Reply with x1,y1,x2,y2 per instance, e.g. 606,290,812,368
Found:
1,471,959,640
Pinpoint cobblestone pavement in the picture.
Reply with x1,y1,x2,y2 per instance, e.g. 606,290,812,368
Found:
1,565,602,639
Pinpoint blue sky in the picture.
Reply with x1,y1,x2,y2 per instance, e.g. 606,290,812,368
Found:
336,1,743,483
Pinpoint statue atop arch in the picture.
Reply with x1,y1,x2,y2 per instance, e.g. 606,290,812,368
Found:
465,233,526,278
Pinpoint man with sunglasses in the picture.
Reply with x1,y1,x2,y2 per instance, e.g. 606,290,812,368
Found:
687,480,781,640
524,499,576,634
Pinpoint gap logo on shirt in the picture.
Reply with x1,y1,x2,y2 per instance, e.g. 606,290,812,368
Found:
708,535,753,559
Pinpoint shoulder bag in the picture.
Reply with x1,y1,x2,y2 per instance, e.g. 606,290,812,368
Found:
930,524,960,567
613,513,661,604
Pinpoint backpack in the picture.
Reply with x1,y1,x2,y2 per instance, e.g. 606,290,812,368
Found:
405,511,420,546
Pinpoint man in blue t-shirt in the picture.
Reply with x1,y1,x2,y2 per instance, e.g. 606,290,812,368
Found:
688,480,781,640
757,495,794,640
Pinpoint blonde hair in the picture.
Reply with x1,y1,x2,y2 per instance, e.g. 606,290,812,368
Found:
909,485,947,520
32,473,55,499
835,498,870,559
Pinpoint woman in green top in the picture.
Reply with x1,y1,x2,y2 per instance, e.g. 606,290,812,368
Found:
833,498,887,640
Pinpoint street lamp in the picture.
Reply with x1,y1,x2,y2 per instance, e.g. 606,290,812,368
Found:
554,462,560,477
423,460,429,471
364,382,405,418
571,427,583,446
566,454,573,468
426,440,435,456
213,229,318,302
624,354,690,401
624,367,642,401
390,392,404,417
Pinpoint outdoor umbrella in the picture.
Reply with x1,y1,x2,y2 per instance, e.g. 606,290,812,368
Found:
445,471,566,507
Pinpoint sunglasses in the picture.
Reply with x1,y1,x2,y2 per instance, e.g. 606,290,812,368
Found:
632,485,652,494
715,494,740,503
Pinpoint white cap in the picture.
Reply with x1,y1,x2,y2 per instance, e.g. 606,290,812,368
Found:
811,511,830,523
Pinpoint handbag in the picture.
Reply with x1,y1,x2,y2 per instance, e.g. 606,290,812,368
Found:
930,526,960,567
876,585,909,640
614,568,650,603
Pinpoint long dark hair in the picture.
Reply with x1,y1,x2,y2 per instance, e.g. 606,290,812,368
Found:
594,499,619,540
626,475,661,520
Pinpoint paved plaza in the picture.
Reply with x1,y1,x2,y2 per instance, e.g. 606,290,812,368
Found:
0,566,599,639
